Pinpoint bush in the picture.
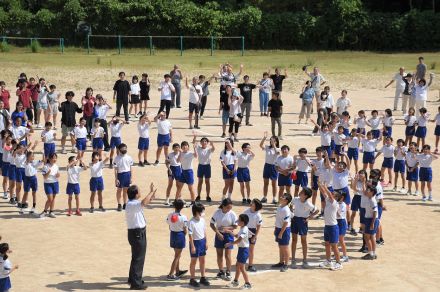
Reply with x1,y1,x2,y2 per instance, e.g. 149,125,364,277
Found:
0,41,9,52
30,39,41,53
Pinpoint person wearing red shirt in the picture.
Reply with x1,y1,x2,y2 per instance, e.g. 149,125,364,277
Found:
27,77,40,124
16,80,33,123
0,81,11,110
82,87,95,138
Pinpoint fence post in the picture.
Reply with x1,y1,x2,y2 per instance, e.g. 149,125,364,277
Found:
241,36,244,56
210,36,214,56
87,34,90,54
149,36,152,56
60,38,64,53
180,36,183,56
118,35,122,54
30,38,33,48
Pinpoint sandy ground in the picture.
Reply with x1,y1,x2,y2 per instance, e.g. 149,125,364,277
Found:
1,69,440,292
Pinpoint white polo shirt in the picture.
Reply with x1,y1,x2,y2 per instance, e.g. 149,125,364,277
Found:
157,119,172,135
237,226,251,248
196,146,212,165
275,205,291,228
137,123,150,138
293,197,316,218
113,154,133,173
188,217,205,240
91,126,105,138
210,209,237,229
125,199,146,229
71,126,87,139
90,161,105,178
243,208,262,229
110,122,124,138
67,166,83,184
180,152,194,170
41,130,55,143
166,212,188,232
220,151,236,166
42,164,59,183
380,145,395,158
324,197,338,226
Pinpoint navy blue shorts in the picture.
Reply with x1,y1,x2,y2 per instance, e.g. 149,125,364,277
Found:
330,140,336,152
1,162,9,177
76,138,87,151
337,219,347,236
15,167,25,183
363,151,375,164
343,128,350,137
415,126,427,138
357,128,366,135
237,247,249,264
44,143,56,157
110,137,121,149
0,277,12,291
169,165,182,180
214,232,234,249
293,171,308,187
312,175,319,190
335,144,344,156
347,147,359,161
405,126,415,136
371,129,380,139
90,177,104,192
190,238,206,258
274,227,291,246
320,186,334,201
24,175,38,192
8,164,16,181
291,217,308,236
170,231,186,249
197,164,211,179
249,228,257,245
92,138,104,149
157,133,170,147
263,163,278,180
278,173,293,186
383,126,392,138
117,171,131,188
321,145,332,157
137,137,150,150
382,157,394,169
66,183,80,195
419,167,432,182
0,154,2,169
407,167,419,181
435,125,440,136
364,218,379,235
179,169,194,185
351,195,361,211
378,205,383,219
44,182,59,195
222,164,236,180
237,167,251,183
394,160,405,173
360,208,366,225
324,225,339,244
334,186,351,205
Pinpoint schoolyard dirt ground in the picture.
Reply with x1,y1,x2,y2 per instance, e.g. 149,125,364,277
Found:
1,51,440,291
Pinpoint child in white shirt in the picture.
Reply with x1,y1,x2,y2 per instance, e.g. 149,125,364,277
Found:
335,90,351,116
129,75,141,117
41,153,60,218
66,156,87,216
236,143,254,204
89,151,109,213
91,119,105,159
137,114,151,166
193,135,215,202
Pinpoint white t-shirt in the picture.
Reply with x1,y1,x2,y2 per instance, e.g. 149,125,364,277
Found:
95,104,110,120
334,133,346,146
324,197,338,226
332,169,349,189
90,161,105,178
125,200,146,229
180,152,195,170
347,136,359,149
210,209,237,229
41,129,55,144
417,115,428,127
406,152,418,167
71,126,87,139
320,131,332,146
159,81,175,100
237,151,253,168
336,97,351,115
355,117,367,129
383,116,394,127
137,123,150,138
0,258,11,279
296,158,311,172
380,144,395,158
368,117,381,130
110,122,124,138
434,113,440,126
229,98,243,117
189,84,202,104
130,83,140,95
364,197,378,218
91,126,105,138
25,160,42,177
14,153,26,168
167,152,181,167
293,197,316,218
237,226,251,248
337,202,347,220
362,138,379,152
417,154,433,168
324,94,334,108
264,146,279,164
220,151,237,166
196,146,212,165
414,84,428,101
113,154,133,173
312,158,325,177
275,205,291,228
395,146,407,160
404,115,417,127
275,155,294,171
11,126,29,141
320,168,333,186
393,72,406,90
157,119,172,135
42,163,59,183
67,165,83,184
243,208,263,229
166,212,188,232
259,78,273,93
188,217,205,240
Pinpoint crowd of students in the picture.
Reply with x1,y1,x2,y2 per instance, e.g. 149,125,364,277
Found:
0,59,438,291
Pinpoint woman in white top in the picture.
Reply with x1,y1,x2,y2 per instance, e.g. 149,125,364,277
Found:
129,75,141,117
220,139,237,200
158,74,176,119
228,89,244,141
257,72,274,116
413,74,434,116
260,132,280,204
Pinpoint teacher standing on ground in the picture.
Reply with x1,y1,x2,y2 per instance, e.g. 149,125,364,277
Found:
170,65,183,108
126,183,157,290
385,67,406,111
113,72,131,123
303,66,326,112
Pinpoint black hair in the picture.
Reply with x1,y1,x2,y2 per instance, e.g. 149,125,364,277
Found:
0,81,5,86
298,147,307,154
419,107,427,114
192,202,205,216
241,143,250,150
132,75,138,82
48,153,57,161
243,75,249,79
181,141,189,148
419,79,426,86
239,214,249,226
281,145,290,151
172,143,180,149
338,161,347,169
315,146,323,153
117,143,127,151
342,111,350,118
79,117,86,123
385,109,392,117
219,198,233,209
252,199,263,211
200,137,209,143
199,75,205,79
301,187,313,199
422,144,431,151
164,74,171,79
119,71,125,77
26,151,34,159
358,169,368,177
385,136,393,142
91,151,100,161
223,138,234,155
173,199,185,211
358,110,365,115
127,185,139,200
366,185,377,196
335,190,346,202
45,121,52,127
68,156,76,163
0,243,9,260
142,73,148,78
272,91,280,98
371,110,378,115
269,136,280,148
283,193,293,204
65,91,74,98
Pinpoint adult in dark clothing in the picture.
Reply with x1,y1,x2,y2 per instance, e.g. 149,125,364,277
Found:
59,91,82,154
267,92,283,139
237,75,256,126
113,72,131,122
170,65,183,108
269,68,288,97
125,183,156,290
219,85,231,138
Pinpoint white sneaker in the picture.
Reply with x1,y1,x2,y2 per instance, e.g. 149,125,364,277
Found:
19,208,25,214
2,192,8,199
341,256,349,263
392,187,397,192
228,280,239,288
413,191,419,196
428,195,433,201
48,212,56,218
319,260,332,269
30,207,36,214
39,212,47,218
331,262,343,271
400,188,407,194
37,124,42,129
406,191,411,196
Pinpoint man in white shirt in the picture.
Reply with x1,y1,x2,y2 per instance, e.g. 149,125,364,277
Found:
186,77,203,129
385,67,406,111
125,183,156,290
158,74,175,119
304,66,326,112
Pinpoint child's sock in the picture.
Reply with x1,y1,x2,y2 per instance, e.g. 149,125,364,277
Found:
33,203,36,208
110,159,113,165
429,191,432,197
